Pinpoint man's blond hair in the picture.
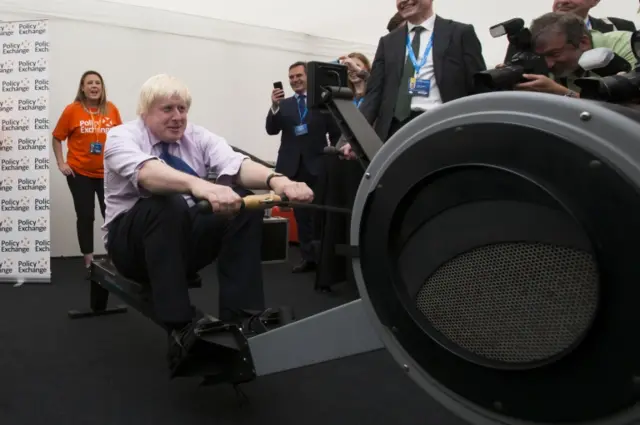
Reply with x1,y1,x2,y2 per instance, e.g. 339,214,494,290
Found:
136,74,192,115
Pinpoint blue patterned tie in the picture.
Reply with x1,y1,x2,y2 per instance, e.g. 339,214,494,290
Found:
297,94,307,123
159,142,198,177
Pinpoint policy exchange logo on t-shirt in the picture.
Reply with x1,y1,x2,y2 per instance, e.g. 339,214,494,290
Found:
80,116,114,135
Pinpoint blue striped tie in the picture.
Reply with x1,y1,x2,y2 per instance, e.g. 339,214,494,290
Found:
159,142,198,177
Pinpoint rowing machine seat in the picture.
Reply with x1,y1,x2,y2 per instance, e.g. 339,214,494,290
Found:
67,258,202,324
94,258,202,294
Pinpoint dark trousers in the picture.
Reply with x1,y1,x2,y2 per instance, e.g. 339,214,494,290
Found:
66,174,105,254
292,164,318,263
106,191,265,325
388,110,424,141
315,156,364,289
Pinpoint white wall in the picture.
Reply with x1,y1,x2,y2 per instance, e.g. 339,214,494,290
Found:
0,0,637,257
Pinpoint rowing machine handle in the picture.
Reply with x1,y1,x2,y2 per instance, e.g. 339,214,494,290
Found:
323,146,342,156
196,193,288,213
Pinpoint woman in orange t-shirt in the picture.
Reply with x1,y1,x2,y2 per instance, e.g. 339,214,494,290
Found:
52,70,122,271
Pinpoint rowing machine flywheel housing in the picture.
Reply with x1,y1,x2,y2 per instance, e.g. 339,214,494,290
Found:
350,92,640,425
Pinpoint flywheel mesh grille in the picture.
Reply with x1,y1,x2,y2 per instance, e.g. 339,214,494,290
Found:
415,242,599,365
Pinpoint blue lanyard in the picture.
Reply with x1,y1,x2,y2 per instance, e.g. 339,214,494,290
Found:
406,32,434,76
354,97,364,108
297,96,308,122
585,18,592,30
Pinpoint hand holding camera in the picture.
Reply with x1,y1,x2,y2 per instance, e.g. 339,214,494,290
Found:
515,74,569,94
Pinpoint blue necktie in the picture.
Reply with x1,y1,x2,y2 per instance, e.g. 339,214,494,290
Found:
159,142,198,177
297,94,307,123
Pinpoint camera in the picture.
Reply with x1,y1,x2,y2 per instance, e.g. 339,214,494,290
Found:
574,31,640,104
474,18,549,91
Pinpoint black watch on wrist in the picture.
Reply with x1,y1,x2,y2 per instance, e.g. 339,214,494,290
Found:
266,172,285,189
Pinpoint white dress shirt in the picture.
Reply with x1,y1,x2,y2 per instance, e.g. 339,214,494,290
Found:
406,14,442,113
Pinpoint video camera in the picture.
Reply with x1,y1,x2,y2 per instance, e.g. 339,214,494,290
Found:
575,31,640,104
474,18,549,91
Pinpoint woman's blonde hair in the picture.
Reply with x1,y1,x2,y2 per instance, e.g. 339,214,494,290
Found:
136,74,192,116
74,70,108,115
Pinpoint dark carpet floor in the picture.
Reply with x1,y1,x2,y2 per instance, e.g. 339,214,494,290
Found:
0,248,464,425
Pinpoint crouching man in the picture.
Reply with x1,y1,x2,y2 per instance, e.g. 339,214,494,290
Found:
102,74,313,366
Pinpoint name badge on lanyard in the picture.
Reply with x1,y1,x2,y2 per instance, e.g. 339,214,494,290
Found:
407,33,434,97
295,99,309,136
88,111,104,155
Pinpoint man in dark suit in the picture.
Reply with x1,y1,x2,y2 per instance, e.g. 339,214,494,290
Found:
266,61,341,273
340,0,486,153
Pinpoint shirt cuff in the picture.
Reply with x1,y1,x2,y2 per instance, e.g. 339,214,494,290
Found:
271,105,280,115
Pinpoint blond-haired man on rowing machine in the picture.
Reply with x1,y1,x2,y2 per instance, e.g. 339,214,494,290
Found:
102,74,312,367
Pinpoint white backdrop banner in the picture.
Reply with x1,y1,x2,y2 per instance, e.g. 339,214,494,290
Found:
0,19,51,284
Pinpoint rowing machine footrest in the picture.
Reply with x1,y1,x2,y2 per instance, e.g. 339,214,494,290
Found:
236,306,295,335
171,319,256,385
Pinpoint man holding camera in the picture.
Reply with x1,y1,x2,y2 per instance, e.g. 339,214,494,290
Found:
504,1,635,64
513,12,636,97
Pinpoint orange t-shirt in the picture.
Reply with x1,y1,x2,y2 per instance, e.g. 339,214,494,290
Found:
52,101,123,178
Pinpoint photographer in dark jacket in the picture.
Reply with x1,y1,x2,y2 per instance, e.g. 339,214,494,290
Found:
504,0,636,62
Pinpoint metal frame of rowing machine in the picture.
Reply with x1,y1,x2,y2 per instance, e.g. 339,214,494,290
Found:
71,256,385,381
68,61,389,381
68,258,202,331
246,64,388,378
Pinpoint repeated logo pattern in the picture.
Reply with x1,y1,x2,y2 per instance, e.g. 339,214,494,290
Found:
0,19,50,282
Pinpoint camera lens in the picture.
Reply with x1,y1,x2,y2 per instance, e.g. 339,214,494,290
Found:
474,65,525,91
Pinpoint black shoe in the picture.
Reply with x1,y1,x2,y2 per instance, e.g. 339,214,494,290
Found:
292,260,316,273
166,313,224,377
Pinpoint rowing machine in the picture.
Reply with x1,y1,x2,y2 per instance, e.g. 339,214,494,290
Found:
65,60,640,425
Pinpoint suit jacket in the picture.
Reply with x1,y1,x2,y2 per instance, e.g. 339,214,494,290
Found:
265,96,341,178
590,16,636,33
359,15,487,142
